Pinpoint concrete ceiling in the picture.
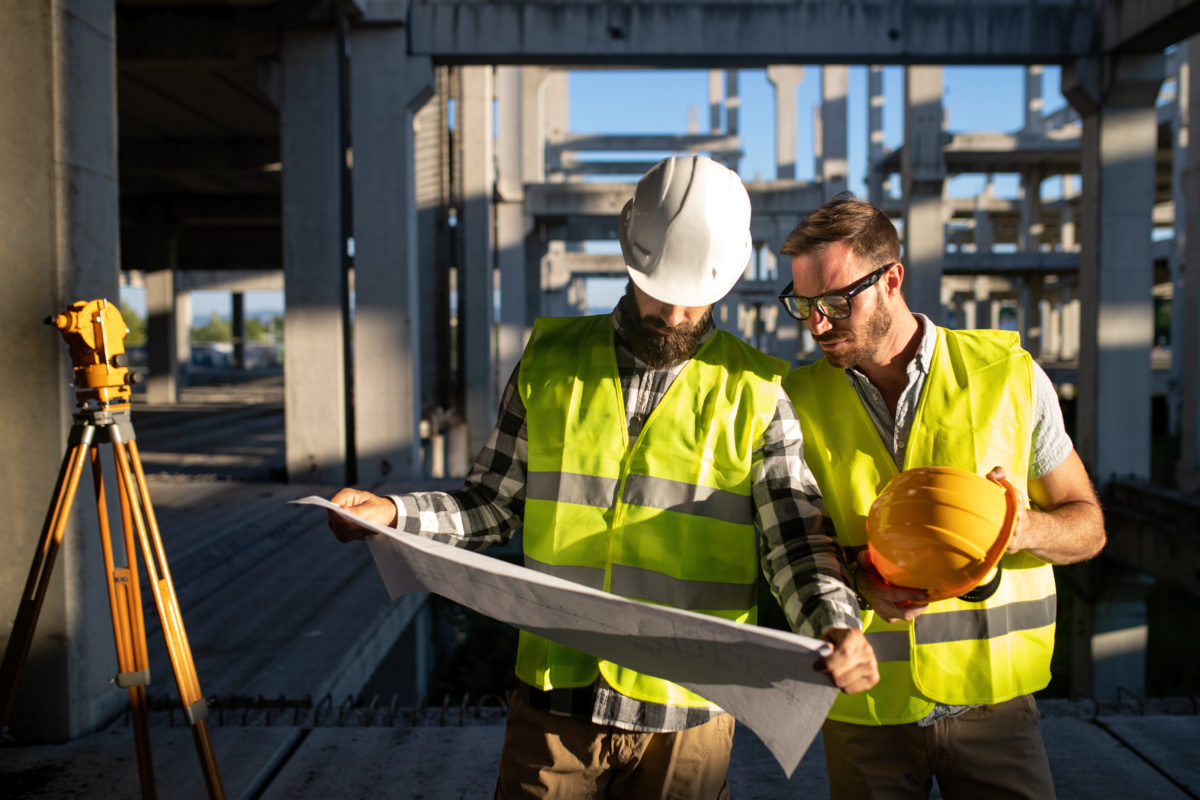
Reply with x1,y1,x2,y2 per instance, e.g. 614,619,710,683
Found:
115,0,1200,273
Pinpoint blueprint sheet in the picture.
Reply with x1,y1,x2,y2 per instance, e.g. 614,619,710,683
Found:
296,495,839,776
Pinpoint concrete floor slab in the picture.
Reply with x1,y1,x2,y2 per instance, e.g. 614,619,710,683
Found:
0,723,299,800
1099,715,1200,797
259,726,506,799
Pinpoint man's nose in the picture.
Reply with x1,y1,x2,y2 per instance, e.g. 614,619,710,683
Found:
658,305,688,328
806,310,833,335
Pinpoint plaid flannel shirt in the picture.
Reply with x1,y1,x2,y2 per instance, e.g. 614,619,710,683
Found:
391,301,859,732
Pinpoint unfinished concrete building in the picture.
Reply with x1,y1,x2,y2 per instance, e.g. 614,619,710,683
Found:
3,2,1200,794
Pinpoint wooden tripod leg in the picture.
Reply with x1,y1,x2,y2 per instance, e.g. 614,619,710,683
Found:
93,447,157,799
111,432,227,800
0,423,94,727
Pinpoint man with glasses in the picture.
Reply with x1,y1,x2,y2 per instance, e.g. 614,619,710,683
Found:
326,157,878,798
778,192,1105,799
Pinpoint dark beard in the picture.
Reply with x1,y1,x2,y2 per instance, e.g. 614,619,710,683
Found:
617,283,713,369
816,295,892,369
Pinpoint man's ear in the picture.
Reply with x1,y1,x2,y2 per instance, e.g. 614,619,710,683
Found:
885,262,905,297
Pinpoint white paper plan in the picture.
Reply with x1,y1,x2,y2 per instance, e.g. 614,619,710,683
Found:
295,495,839,776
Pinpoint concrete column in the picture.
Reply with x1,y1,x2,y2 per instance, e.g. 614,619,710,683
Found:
495,66,531,394
868,65,886,206
0,0,122,740
974,178,996,254
902,66,947,321
1060,175,1079,251
349,28,433,482
175,289,193,381
414,69,447,417
709,70,724,133
766,66,803,180
1024,275,1045,358
542,71,569,181
1063,54,1164,482
145,268,178,403
971,276,992,331
459,66,497,461
231,292,246,369
1062,290,1081,362
821,66,849,198
1167,46,1188,437
1019,168,1045,253
281,28,348,483
1025,65,1046,134
1179,38,1200,492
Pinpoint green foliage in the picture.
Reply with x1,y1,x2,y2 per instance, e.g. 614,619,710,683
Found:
120,302,147,346
192,310,232,343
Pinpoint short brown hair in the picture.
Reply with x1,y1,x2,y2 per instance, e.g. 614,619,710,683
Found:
781,192,900,265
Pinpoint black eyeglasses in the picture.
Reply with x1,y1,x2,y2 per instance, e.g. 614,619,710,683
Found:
777,262,896,321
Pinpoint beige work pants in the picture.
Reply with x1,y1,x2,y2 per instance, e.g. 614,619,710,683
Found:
494,692,733,799
822,694,1055,799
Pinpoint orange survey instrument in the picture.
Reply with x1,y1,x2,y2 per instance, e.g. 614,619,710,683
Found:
0,299,225,799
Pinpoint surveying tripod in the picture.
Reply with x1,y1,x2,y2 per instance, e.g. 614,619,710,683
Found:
0,299,225,799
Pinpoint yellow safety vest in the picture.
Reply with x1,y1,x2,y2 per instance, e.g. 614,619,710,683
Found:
785,326,1057,725
516,314,786,707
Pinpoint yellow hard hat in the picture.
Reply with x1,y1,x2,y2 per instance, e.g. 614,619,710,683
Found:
866,466,1019,602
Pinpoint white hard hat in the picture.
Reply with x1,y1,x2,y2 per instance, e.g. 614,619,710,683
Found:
618,155,752,307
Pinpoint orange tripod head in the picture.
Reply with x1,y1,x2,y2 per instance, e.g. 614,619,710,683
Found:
46,299,138,407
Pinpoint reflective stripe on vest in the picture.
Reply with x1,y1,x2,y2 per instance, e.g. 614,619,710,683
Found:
785,326,1056,725
517,314,786,708
523,554,757,611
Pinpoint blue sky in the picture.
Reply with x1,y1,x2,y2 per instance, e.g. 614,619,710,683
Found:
123,65,1069,321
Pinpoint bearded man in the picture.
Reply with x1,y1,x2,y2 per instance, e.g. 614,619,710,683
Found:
327,156,878,798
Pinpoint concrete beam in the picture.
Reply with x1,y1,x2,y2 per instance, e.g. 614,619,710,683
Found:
551,132,740,153
1103,0,1200,54
942,252,1080,275
409,1,1098,65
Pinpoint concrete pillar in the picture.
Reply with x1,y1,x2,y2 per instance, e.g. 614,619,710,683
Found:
822,66,849,198
414,68,447,417
1063,54,1164,482
1025,65,1046,134
495,67,532,394
902,66,947,321
1024,275,1045,358
1019,168,1045,253
1062,290,1081,362
868,65,886,206
542,71,569,181
231,292,246,369
1167,46,1188,437
971,276,992,331
1060,174,1079,252
281,28,348,483
1179,38,1200,492
459,66,497,460
0,0,122,740
349,28,433,482
974,178,996,254
766,66,803,180
175,289,193,381
145,268,178,403
709,70,724,133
